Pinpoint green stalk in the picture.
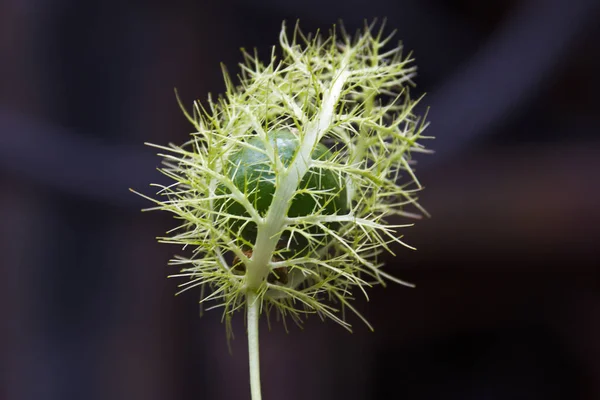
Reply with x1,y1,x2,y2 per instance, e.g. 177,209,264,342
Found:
247,291,263,400
245,61,351,291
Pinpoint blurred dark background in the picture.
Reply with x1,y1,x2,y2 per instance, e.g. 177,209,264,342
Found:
1,0,599,399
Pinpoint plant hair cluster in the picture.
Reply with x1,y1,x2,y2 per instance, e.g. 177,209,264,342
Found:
136,21,431,334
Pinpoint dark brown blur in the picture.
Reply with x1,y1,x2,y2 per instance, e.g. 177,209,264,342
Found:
1,0,599,399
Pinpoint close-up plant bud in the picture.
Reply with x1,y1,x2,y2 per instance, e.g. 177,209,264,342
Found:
135,21,431,400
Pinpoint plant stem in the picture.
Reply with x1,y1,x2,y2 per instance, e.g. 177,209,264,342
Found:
247,291,263,400
246,60,351,290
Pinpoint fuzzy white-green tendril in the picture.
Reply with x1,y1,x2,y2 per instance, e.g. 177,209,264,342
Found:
135,21,430,336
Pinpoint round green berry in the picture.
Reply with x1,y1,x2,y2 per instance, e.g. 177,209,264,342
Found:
218,129,347,244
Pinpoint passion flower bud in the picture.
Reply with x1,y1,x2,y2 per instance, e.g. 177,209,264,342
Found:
135,21,431,400
135,20,430,335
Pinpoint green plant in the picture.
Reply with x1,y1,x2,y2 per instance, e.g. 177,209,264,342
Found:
134,20,430,400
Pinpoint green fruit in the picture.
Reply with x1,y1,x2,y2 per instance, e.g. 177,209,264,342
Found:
218,130,347,244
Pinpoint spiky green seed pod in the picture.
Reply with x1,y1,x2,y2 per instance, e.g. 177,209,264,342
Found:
135,21,431,334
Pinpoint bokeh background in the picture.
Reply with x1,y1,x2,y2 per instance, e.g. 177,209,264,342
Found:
1,0,599,399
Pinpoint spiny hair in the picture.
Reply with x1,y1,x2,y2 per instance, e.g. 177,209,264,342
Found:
133,20,431,336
